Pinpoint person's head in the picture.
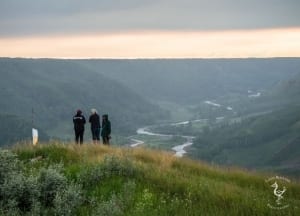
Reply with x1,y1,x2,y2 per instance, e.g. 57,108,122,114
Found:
77,109,82,115
102,114,108,120
91,108,97,114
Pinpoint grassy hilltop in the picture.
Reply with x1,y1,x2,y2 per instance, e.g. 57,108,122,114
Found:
1,143,299,215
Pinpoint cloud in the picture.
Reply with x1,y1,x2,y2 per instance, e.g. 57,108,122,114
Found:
1,28,300,58
0,0,299,37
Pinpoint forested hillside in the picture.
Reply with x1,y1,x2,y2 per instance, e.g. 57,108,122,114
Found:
145,72,300,177
231,71,300,116
191,106,300,177
0,58,168,143
78,58,300,105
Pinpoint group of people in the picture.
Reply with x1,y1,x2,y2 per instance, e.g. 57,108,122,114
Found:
73,109,111,145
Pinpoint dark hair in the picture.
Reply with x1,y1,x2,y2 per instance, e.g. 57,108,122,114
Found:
77,109,82,114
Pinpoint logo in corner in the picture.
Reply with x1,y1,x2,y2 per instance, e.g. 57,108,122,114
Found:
265,176,290,210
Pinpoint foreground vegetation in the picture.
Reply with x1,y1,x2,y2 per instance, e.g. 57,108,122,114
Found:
1,142,299,215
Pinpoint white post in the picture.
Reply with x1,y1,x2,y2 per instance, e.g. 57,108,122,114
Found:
32,128,38,145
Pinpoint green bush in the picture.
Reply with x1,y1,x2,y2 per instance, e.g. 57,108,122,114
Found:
0,149,82,215
38,165,67,207
91,181,136,216
0,150,19,184
78,155,136,188
53,183,83,216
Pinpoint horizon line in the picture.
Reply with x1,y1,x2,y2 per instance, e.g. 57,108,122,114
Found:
1,28,300,58
1,56,300,60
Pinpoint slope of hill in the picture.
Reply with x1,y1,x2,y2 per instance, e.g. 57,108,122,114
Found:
0,58,168,142
191,106,300,177
270,72,300,103
231,71,300,116
2,143,299,215
78,58,300,105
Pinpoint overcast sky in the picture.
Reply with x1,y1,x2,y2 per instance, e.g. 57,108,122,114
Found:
0,0,299,58
1,0,300,36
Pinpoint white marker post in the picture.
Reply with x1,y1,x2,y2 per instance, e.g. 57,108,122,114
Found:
32,128,38,145
31,107,38,145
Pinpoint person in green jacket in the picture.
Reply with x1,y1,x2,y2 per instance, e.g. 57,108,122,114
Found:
101,114,111,145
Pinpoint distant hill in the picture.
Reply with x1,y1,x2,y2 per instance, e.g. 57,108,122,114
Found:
270,72,300,102
78,58,300,105
0,58,168,142
230,71,300,117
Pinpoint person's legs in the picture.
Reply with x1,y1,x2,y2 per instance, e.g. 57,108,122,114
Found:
79,130,84,144
95,128,100,144
102,136,107,144
92,128,100,144
106,136,110,145
75,130,80,144
91,128,96,144
102,136,110,145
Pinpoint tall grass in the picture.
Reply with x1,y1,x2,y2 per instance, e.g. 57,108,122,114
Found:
0,142,298,215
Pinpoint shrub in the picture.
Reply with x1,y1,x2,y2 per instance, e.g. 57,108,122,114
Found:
91,194,123,216
0,173,39,213
53,183,83,216
78,155,136,188
0,149,82,215
91,181,136,216
0,150,19,184
101,155,135,178
38,165,67,207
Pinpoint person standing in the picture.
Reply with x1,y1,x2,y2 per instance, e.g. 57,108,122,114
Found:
73,109,86,144
101,114,111,145
89,108,101,144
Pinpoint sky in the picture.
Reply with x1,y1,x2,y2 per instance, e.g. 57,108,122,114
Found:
0,0,300,58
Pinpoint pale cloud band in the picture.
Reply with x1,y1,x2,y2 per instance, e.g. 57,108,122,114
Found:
1,28,299,59
1,1,299,58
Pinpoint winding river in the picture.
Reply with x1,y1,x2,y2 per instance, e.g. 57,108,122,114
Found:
130,96,263,157
130,123,196,157
130,99,237,157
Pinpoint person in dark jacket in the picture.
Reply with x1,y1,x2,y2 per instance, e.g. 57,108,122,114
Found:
101,114,111,145
73,109,86,144
89,108,101,144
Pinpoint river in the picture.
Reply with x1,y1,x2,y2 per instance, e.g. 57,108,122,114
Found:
130,124,196,157
130,100,236,157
